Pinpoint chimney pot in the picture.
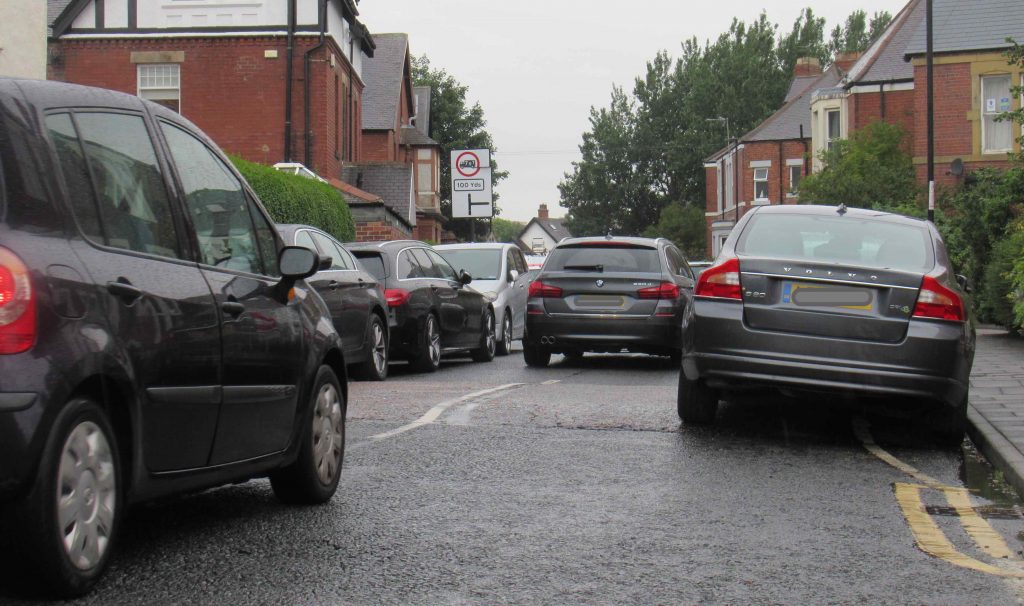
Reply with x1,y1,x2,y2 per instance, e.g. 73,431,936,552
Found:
538,204,549,219
793,57,822,78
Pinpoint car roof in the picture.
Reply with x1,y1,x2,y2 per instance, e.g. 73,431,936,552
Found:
555,236,666,248
345,239,426,251
750,204,930,228
435,242,515,251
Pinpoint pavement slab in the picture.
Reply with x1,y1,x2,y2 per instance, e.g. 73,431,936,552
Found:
968,327,1024,499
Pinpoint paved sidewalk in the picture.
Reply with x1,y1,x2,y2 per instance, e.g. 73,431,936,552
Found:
966,326,1024,497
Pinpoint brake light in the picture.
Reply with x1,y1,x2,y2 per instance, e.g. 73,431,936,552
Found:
528,281,563,299
695,257,742,300
637,281,680,300
384,288,410,308
913,276,965,322
0,247,35,354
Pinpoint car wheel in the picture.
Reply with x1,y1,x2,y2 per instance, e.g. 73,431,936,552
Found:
523,342,551,367
410,314,441,373
11,397,121,598
472,310,497,362
270,366,345,504
496,311,513,356
356,315,388,381
932,394,967,449
677,374,718,425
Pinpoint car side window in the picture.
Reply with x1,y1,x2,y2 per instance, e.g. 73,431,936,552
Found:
247,197,280,277
311,232,351,270
667,247,692,279
506,250,517,278
409,248,438,278
45,113,103,243
72,112,182,259
159,121,265,275
295,229,317,252
426,249,458,281
515,250,528,273
397,249,420,279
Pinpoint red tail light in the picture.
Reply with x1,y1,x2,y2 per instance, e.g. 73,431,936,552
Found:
637,281,680,300
0,247,35,354
695,257,742,300
913,276,965,322
528,281,563,299
384,288,410,308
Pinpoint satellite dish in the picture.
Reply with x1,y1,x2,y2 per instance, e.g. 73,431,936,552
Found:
950,158,964,177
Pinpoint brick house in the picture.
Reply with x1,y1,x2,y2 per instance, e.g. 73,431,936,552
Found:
516,204,572,255
48,0,374,183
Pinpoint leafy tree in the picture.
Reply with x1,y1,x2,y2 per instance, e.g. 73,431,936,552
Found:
644,202,707,260
798,120,918,211
828,10,893,58
778,8,830,72
411,55,508,239
491,217,524,244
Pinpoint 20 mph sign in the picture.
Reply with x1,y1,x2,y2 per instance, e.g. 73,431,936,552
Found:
452,149,493,218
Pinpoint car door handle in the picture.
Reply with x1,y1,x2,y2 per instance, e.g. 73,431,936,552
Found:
328,280,341,291
358,278,369,288
106,279,142,304
221,301,245,317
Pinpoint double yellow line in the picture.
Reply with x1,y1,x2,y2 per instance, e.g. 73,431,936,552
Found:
854,418,1024,578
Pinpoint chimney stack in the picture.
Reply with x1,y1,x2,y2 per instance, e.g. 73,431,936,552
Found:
793,57,822,78
834,51,862,73
538,203,549,219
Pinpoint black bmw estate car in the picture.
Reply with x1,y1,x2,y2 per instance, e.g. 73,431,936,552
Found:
0,78,348,596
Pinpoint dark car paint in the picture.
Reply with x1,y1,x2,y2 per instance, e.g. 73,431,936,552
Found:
346,241,492,359
0,78,346,505
277,224,388,368
682,205,975,409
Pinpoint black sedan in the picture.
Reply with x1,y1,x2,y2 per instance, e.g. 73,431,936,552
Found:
679,204,975,445
278,225,390,380
346,240,496,372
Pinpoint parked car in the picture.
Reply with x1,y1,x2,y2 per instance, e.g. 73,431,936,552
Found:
278,225,390,380
523,236,696,366
346,240,496,371
525,254,546,270
679,204,975,445
436,243,531,355
0,78,349,597
689,260,713,277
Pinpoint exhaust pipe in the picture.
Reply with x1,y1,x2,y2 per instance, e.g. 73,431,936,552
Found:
540,336,556,345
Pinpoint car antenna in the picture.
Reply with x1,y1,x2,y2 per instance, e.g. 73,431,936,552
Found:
836,203,847,216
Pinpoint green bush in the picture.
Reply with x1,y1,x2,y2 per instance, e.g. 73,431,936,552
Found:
231,156,355,242
643,202,707,260
980,225,1024,330
1007,224,1024,331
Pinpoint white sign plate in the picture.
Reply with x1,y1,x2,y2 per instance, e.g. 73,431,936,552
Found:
451,149,493,218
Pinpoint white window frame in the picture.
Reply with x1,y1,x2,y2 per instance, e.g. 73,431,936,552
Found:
981,74,1013,154
826,109,841,151
788,165,802,195
137,64,181,112
753,167,770,202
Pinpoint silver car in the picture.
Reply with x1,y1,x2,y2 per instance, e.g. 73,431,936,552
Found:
436,243,532,355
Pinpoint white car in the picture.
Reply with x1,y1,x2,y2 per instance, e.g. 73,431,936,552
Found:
436,243,532,355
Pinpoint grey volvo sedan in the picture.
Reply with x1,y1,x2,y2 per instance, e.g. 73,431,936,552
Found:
679,205,975,445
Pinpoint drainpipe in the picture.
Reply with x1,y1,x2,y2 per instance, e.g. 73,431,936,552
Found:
880,82,886,119
348,32,355,161
304,0,329,169
283,0,296,161
732,138,740,223
778,141,784,204
800,124,809,183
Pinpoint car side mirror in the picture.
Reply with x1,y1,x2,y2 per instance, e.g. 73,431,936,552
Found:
318,256,333,271
280,246,319,280
459,269,473,285
956,274,971,293
509,269,520,283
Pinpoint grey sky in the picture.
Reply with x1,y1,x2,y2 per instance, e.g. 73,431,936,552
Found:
358,1,908,223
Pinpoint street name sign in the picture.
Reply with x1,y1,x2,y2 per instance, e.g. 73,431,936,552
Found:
451,149,493,218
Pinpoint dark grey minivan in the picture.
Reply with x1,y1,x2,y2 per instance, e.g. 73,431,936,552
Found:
679,205,975,444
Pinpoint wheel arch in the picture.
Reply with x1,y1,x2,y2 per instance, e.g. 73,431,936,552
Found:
67,374,135,496
321,347,348,401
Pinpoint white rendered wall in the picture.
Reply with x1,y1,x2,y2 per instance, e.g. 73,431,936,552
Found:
0,1,46,79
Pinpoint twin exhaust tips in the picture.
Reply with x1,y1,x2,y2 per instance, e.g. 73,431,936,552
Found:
540,336,556,345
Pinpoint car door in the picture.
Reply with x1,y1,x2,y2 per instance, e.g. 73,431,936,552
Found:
425,248,481,349
411,248,462,347
159,120,305,465
508,248,531,339
310,230,370,357
45,110,222,473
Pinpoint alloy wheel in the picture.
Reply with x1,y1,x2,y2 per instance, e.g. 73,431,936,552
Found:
371,321,387,375
312,383,344,485
427,316,441,366
485,313,496,356
57,421,116,571
502,315,512,353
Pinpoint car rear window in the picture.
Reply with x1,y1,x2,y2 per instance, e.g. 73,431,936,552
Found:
545,244,661,273
351,251,386,281
439,249,502,280
737,213,934,272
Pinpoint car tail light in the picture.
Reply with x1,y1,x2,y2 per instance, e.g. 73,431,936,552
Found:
637,281,680,300
695,257,742,300
913,276,965,322
528,281,563,299
384,288,410,308
0,247,35,354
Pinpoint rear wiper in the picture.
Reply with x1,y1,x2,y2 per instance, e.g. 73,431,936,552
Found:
563,264,604,272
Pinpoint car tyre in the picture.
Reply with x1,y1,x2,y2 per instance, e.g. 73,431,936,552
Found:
523,342,551,368
472,310,497,362
932,394,967,449
356,314,388,381
677,374,718,425
496,311,513,356
409,314,442,373
270,366,345,504
11,397,121,598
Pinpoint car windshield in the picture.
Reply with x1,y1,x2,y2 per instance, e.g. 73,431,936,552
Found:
439,249,502,280
351,251,386,281
737,213,934,273
545,245,661,273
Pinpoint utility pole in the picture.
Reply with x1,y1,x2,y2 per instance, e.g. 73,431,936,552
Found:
927,0,935,222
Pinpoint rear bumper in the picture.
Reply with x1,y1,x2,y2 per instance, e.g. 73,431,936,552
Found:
685,299,974,408
526,313,682,353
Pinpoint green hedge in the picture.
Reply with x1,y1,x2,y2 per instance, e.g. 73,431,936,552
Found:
231,156,355,242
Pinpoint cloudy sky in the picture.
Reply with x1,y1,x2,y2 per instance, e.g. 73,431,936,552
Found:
358,0,907,223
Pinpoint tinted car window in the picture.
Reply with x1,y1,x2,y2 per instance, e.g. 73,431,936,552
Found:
0,104,57,229
248,197,279,277
160,122,264,274
425,249,458,280
546,245,661,273
440,249,501,280
295,229,317,251
76,112,180,259
397,249,421,279
352,251,386,281
410,248,439,278
312,232,351,270
738,213,934,272
45,113,103,241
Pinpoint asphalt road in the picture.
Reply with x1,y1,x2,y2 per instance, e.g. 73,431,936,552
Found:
3,347,1024,604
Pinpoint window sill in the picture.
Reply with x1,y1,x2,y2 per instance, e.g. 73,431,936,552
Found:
751,199,771,206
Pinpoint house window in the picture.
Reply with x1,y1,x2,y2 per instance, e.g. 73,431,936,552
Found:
532,238,546,254
788,165,802,194
982,74,1013,154
753,168,769,202
137,64,180,113
826,109,841,151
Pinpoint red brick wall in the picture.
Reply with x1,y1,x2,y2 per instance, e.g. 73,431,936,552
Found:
53,36,362,180
851,88,915,139
361,131,395,162
914,62,973,161
415,217,443,243
354,220,411,242
738,140,808,207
